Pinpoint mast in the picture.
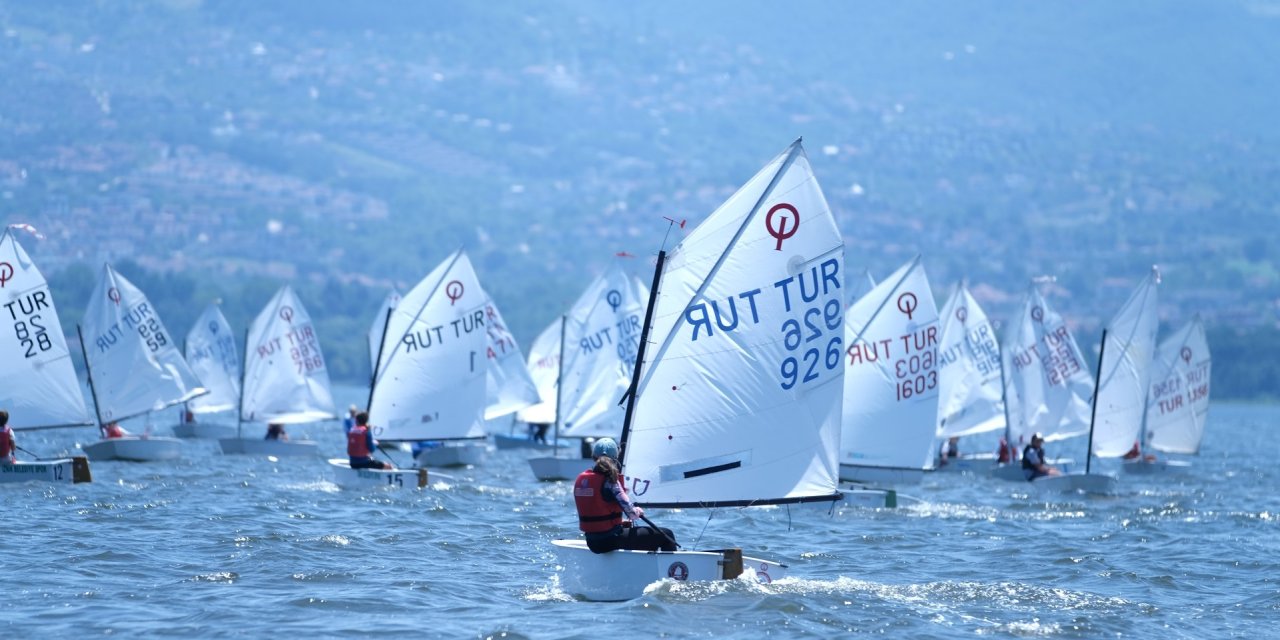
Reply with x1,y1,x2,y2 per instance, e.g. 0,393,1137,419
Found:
366,307,393,412
76,325,105,433
618,249,666,468
1085,329,1108,475
552,314,567,459
998,335,1014,460
236,327,249,440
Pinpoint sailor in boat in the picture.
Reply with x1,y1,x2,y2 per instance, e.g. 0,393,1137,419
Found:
1,410,16,464
997,437,1016,464
938,436,960,466
264,423,287,441
532,422,550,445
342,405,358,436
573,438,677,554
103,421,129,439
1022,433,1062,481
1122,440,1157,463
347,412,393,470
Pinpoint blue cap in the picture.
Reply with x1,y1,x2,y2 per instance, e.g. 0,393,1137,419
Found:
592,437,619,460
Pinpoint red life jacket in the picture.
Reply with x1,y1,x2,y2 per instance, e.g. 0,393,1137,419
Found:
0,426,14,458
574,469,623,533
347,425,372,458
105,424,126,439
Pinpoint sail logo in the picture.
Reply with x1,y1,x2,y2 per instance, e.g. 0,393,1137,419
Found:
1181,346,1192,364
764,203,799,250
445,280,465,305
107,287,121,306
279,306,294,323
0,262,12,288
209,321,220,334
630,477,650,495
1031,306,1044,323
897,292,918,320
956,306,967,323
606,289,622,312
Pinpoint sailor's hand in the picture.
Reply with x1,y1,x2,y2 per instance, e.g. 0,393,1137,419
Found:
633,506,645,519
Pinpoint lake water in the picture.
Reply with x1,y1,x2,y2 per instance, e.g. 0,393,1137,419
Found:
3,386,1277,638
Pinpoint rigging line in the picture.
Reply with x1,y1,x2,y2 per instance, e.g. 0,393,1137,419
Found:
692,508,715,549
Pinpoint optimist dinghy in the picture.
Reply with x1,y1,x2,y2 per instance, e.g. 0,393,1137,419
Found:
552,139,844,600
1126,315,1209,474
173,303,240,439
78,264,205,462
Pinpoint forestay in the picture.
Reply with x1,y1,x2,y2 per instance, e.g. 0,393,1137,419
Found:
185,304,241,415
1001,285,1094,446
936,283,1005,438
370,250,489,441
0,230,91,429
1091,267,1160,458
481,295,540,420
840,257,940,472
515,319,561,425
622,139,844,507
240,286,336,424
1145,315,1210,455
558,264,649,439
82,264,205,422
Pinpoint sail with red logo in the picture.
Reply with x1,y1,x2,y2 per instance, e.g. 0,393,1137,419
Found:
1143,315,1210,457
552,139,843,601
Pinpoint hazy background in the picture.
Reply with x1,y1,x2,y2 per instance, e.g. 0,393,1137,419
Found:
2,0,1277,396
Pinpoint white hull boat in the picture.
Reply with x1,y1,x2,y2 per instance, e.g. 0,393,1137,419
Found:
529,455,590,481
1031,472,1118,495
1122,458,1192,475
83,436,182,462
327,459,429,489
839,487,922,509
414,441,485,467
493,434,568,451
933,452,997,473
0,458,93,485
992,458,1076,482
172,422,237,439
839,464,926,485
218,438,319,457
551,539,786,602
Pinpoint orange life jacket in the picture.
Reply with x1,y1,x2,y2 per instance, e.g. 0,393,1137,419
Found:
347,425,372,458
574,469,623,533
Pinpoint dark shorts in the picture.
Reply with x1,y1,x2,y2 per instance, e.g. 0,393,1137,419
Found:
584,525,678,553
350,457,390,470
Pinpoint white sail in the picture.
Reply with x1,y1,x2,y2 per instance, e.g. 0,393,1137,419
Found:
0,230,91,429
515,318,561,425
482,295,540,419
1145,315,1210,455
622,139,844,507
368,290,401,373
936,283,1005,438
82,264,205,423
240,286,336,424
840,257,940,472
849,268,876,305
185,304,241,414
1001,285,1093,445
369,250,489,441
557,265,650,439
1092,268,1161,458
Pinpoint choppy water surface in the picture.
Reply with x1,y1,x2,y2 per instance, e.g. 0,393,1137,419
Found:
3,395,1277,638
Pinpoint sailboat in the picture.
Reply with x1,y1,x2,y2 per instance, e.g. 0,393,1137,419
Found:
366,250,491,468
173,303,240,439
838,256,939,504
994,279,1110,491
933,282,1006,471
78,264,206,462
552,139,844,601
0,228,93,484
1078,267,1160,480
1127,315,1210,473
527,263,649,481
219,286,334,456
